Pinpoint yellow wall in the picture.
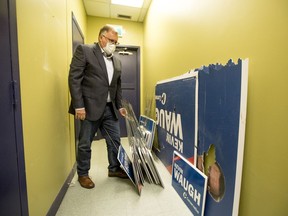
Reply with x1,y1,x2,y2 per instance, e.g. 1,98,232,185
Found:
16,0,86,215
143,0,288,215
67,0,87,167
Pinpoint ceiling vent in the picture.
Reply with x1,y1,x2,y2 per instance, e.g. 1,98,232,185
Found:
117,14,132,19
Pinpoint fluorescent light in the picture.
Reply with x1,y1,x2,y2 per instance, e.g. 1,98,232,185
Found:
111,0,144,8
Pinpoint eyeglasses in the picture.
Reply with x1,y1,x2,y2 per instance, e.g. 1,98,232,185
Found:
102,34,119,45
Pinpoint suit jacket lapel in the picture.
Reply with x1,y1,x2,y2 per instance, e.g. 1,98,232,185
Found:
110,56,120,85
93,43,109,83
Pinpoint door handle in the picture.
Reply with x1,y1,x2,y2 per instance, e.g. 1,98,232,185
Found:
11,80,18,107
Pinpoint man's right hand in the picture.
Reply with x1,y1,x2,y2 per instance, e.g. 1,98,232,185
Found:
75,108,86,120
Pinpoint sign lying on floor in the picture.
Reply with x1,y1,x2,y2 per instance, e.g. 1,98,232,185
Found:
155,59,248,216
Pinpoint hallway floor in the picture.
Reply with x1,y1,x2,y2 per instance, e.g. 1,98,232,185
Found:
56,138,192,216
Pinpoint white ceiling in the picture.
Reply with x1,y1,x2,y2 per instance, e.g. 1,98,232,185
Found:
83,0,152,22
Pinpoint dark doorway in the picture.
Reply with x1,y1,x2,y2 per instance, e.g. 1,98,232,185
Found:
0,0,29,215
115,45,141,137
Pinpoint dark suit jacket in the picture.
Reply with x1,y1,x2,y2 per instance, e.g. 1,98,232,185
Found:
68,43,123,121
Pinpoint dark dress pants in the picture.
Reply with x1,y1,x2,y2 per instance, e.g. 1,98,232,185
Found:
77,103,121,176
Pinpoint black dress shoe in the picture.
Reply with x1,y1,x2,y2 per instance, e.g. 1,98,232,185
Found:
108,169,129,179
78,176,95,189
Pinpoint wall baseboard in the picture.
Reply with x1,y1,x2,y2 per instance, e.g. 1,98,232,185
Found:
46,163,77,216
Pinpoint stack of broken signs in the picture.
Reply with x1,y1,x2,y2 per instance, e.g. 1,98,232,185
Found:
117,101,164,195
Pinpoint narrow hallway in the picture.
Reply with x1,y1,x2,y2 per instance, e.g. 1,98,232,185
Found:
56,138,191,216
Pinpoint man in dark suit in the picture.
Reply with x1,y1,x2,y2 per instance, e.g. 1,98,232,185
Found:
69,25,128,189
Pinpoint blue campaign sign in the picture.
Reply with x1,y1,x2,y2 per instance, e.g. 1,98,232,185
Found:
139,115,156,150
172,151,207,216
155,72,198,172
197,59,248,216
117,145,135,186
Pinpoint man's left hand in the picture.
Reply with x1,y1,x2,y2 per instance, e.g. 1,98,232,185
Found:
119,108,127,117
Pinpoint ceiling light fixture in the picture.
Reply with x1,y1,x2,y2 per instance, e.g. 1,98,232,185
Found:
111,0,144,8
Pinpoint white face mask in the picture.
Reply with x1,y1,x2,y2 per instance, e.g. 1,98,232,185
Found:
103,42,116,56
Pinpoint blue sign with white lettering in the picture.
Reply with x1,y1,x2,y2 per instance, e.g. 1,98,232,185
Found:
117,146,135,185
139,115,156,150
155,73,197,173
172,151,207,216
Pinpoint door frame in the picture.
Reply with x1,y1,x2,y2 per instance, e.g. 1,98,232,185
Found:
1,0,29,215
